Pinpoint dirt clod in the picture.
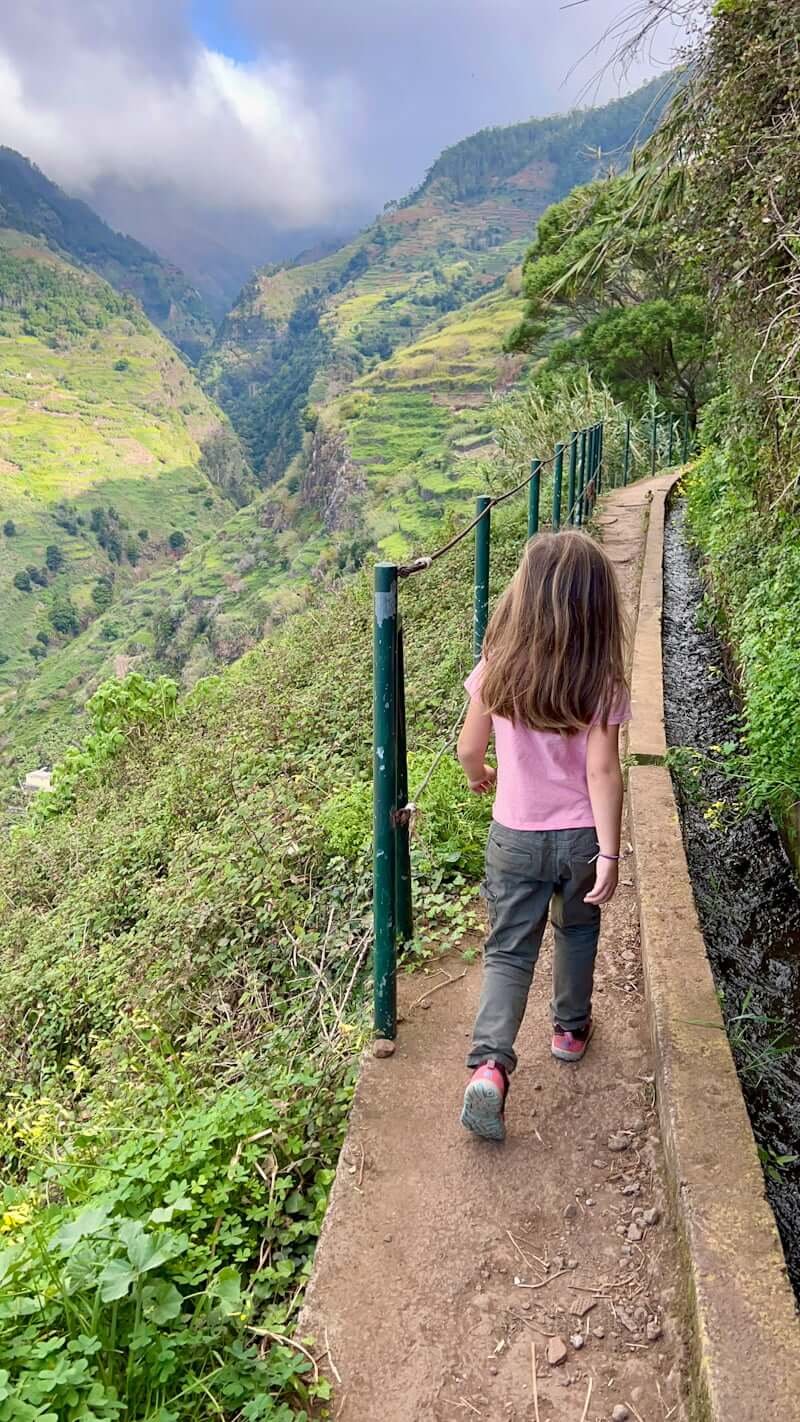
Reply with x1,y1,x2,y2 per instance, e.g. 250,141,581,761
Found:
608,1132,630,1152
612,1407,630,1422
546,1336,568,1367
372,1039,396,1058
627,1221,644,1242
643,1206,661,1226
647,1319,663,1342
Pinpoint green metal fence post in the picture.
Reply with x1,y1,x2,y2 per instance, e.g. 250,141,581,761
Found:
681,404,690,462
552,442,565,530
577,428,587,526
527,458,541,538
473,495,491,663
566,432,577,525
650,410,659,477
622,417,631,487
394,623,412,945
586,424,597,518
597,421,605,494
668,413,675,466
373,562,398,1040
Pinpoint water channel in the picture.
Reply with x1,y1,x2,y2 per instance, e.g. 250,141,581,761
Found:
662,497,800,1295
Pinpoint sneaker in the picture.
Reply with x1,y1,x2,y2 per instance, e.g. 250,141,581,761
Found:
551,1020,594,1062
461,1059,508,1141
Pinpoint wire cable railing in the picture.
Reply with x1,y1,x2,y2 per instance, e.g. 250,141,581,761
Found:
371,407,691,1045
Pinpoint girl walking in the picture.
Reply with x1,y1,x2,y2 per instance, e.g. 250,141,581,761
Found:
457,529,629,1141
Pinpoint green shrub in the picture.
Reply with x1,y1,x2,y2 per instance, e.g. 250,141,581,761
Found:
49,595,80,636
13,570,31,592
3,519,16,537
686,439,800,815
45,543,64,572
169,530,187,551
92,576,114,612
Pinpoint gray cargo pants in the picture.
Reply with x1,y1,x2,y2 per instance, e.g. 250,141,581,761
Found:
467,821,601,1074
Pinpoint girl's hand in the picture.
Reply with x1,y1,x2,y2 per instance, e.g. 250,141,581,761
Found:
584,856,618,905
468,764,496,795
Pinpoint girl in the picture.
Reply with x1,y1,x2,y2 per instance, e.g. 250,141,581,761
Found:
457,529,629,1141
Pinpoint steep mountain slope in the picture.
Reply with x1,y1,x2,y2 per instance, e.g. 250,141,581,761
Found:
205,77,668,484
0,79,667,785
0,230,249,757
0,269,528,786
0,148,216,359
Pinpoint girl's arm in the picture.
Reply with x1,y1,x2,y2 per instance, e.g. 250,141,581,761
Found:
585,721,623,905
457,695,496,794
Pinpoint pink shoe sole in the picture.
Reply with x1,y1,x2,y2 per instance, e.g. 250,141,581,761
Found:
461,1074,506,1141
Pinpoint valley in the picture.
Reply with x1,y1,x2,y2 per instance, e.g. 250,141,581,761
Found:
0,79,665,789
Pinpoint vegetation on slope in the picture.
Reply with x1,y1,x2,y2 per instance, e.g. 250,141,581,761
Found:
0,231,250,762
507,175,713,422
611,0,800,832
206,79,669,487
413,74,671,201
0,147,216,360
0,482,551,1416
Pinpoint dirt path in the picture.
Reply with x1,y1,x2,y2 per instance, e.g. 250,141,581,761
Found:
302,478,689,1422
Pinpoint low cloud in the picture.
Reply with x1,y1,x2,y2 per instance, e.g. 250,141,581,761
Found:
0,7,357,227
0,0,683,239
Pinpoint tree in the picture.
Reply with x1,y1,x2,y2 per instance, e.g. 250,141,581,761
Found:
49,595,80,636
507,177,714,422
168,530,187,551
45,543,64,572
91,577,114,612
13,570,31,592
27,565,48,587
3,519,16,536
125,537,140,565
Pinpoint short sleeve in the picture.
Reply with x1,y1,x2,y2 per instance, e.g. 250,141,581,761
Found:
464,658,485,699
608,688,632,725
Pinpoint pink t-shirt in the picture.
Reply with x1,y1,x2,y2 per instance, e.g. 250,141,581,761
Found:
464,659,630,831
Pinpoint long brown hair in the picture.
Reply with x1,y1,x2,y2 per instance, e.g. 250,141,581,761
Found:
480,529,627,734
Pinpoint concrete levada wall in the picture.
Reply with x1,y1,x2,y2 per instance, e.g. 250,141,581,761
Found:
628,474,800,1421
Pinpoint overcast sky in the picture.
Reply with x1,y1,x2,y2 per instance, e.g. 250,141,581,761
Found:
0,0,684,235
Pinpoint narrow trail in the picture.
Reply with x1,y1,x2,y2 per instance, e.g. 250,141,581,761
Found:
302,477,689,1422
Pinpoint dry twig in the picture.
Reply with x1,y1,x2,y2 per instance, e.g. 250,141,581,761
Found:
580,1376,594,1422
409,968,467,1009
323,1326,342,1385
530,1341,540,1422
515,1267,570,1291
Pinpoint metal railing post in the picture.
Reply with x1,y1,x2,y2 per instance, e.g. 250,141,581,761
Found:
650,410,659,477
623,417,631,487
527,459,541,538
567,432,577,525
577,428,587,526
586,424,597,519
668,413,675,466
597,421,605,494
473,495,491,663
394,623,412,945
681,404,690,462
552,442,565,530
373,562,398,1040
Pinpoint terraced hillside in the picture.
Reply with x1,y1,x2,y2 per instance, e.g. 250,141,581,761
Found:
0,78,668,790
0,147,216,359
205,78,669,485
0,230,248,769
0,273,525,788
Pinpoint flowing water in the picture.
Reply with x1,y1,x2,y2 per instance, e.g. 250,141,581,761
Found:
662,498,800,1295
